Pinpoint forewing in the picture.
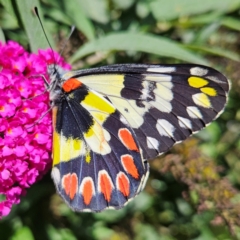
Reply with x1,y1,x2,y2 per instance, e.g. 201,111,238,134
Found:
66,64,229,159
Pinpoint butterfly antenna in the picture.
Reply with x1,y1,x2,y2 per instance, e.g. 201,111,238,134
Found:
34,7,57,70
57,25,75,63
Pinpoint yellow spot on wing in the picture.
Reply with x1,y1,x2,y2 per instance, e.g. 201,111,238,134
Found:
53,130,85,166
81,89,116,124
82,91,115,114
85,126,94,138
92,112,107,123
86,150,91,163
53,131,60,165
188,77,208,88
200,87,217,96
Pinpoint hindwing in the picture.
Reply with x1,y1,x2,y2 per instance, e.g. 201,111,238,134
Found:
52,83,149,212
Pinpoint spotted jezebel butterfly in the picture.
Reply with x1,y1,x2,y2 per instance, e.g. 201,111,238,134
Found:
48,62,229,212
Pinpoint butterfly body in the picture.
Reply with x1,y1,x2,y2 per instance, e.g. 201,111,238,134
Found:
49,63,229,212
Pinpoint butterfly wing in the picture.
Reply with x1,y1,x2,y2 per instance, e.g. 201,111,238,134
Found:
51,83,149,212
63,64,229,159
51,63,229,212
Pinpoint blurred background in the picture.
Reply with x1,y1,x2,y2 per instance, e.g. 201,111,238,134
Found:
0,0,240,239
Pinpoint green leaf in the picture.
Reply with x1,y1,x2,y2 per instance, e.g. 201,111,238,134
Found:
0,9,18,30
94,208,127,223
194,22,221,43
0,0,15,16
185,44,240,62
150,0,240,21
77,0,109,24
221,17,240,31
45,8,72,25
92,226,114,240
0,27,6,43
69,32,207,64
0,193,6,201
135,224,160,240
176,198,193,216
15,0,54,52
136,1,150,19
126,192,153,212
112,0,135,9
63,0,95,40
10,227,34,240
187,12,223,25
47,225,77,240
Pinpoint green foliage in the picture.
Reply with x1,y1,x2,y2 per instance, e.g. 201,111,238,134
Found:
69,32,207,64
0,0,240,239
149,0,240,21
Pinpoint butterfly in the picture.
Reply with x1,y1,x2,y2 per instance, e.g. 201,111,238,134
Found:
48,63,229,212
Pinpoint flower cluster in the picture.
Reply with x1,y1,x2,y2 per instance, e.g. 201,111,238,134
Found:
0,41,70,218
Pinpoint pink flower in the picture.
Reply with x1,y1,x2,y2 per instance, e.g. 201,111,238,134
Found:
0,40,71,218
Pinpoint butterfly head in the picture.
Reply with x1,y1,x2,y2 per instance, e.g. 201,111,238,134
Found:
48,64,68,106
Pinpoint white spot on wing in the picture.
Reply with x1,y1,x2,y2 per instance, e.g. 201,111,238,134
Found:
51,167,60,185
82,209,92,212
146,136,159,149
144,74,172,82
207,76,224,84
84,121,111,155
186,106,203,119
190,67,208,76
156,119,175,137
141,81,151,101
141,88,149,100
149,82,173,113
178,116,192,129
109,97,146,128
120,115,128,125
155,82,173,101
147,67,176,73
139,166,150,192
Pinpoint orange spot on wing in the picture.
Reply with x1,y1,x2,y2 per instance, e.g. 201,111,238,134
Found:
62,173,78,200
121,155,139,179
62,78,82,92
117,173,130,197
119,128,139,151
99,173,113,202
82,179,94,205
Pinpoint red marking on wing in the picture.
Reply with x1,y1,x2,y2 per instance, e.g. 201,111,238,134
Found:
62,173,78,200
62,78,82,92
82,179,94,205
121,155,139,179
118,128,139,151
117,172,130,197
99,172,113,202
